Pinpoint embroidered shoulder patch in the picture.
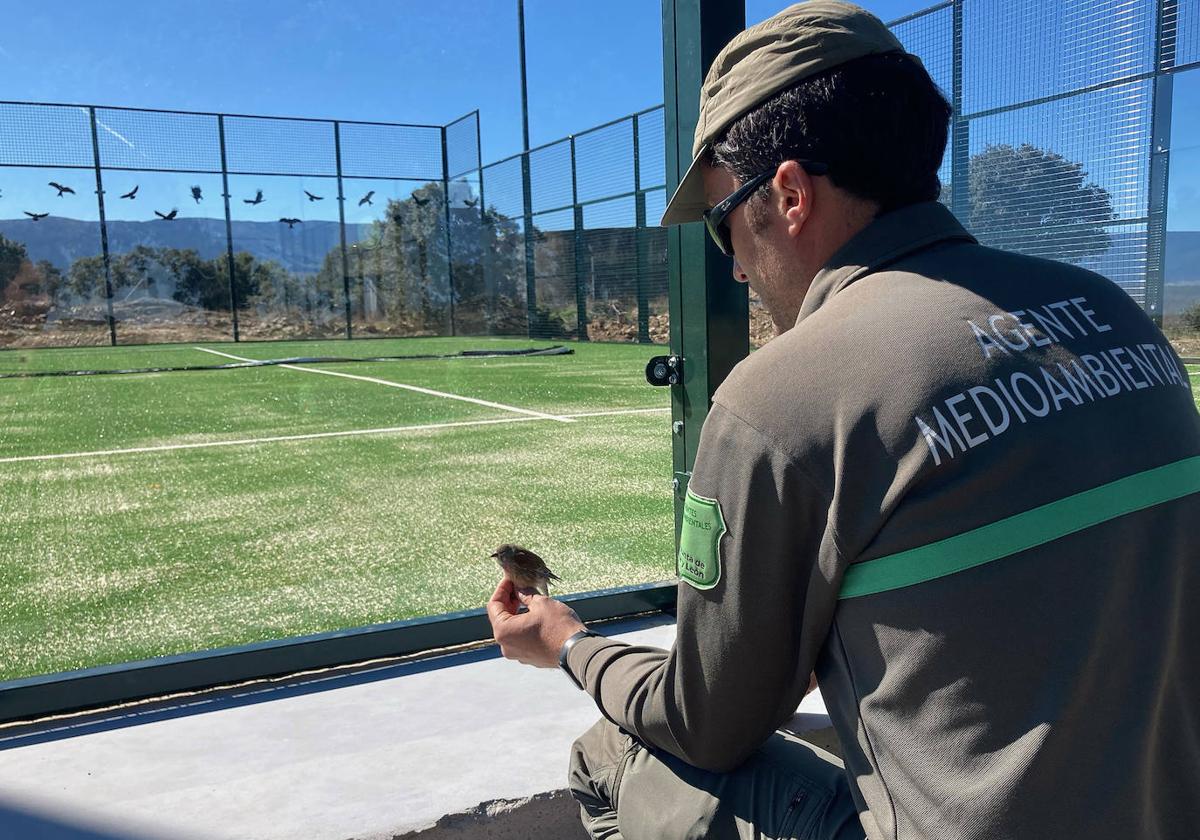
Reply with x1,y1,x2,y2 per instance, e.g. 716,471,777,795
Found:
677,488,726,590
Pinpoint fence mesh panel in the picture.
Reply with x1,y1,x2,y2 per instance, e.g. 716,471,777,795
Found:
0,103,94,168
1,0,1192,350
529,140,573,213
575,120,635,204
531,208,577,338
445,112,480,179
223,116,338,176
1172,0,1200,67
637,108,667,190
894,8,955,194
962,0,1156,115
94,108,222,173
481,156,525,221
339,122,443,181
893,7,954,96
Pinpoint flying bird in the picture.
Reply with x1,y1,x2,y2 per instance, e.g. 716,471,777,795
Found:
154,209,178,221
463,197,478,208
49,182,75,197
24,211,48,221
120,185,139,199
412,192,430,207
303,190,324,202
191,186,203,204
279,217,302,229
358,190,375,207
490,544,561,597
244,190,264,205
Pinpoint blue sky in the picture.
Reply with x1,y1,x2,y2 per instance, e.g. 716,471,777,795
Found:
0,0,1196,229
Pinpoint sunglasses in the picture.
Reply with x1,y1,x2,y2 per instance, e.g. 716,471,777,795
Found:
702,160,830,257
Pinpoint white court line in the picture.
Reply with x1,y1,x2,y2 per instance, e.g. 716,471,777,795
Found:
193,346,573,424
0,408,669,465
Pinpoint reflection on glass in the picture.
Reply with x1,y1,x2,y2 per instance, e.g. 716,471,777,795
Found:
0,165,109,347
1165,69,1200,342
228,174,346,340
0,102,682,687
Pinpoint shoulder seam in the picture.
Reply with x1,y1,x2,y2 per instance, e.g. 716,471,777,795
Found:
708,400,854,563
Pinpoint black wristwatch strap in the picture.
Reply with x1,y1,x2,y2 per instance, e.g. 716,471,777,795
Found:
559,629,600,690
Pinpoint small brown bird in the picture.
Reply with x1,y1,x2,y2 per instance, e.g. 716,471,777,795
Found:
491,544,561,597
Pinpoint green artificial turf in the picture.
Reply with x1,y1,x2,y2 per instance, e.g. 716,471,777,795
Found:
0,346,1195,683
0,338,674,681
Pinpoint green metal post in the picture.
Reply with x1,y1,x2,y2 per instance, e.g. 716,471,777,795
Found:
217,115,240,341
662,0,748,536
1145,0,1177,326
634,113,651,344
571,135,589,340
334,121,353,340
441,124,457,337
87,107,117,346
474,111,485,213
949,0,970,223
518,0,538,337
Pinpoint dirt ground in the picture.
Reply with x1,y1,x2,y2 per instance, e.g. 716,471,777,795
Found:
4,296,1197,358
585,295,777,348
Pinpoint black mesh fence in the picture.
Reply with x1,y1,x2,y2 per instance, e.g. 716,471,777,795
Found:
458,0,1190,346
0,104,455,348
892,0,1196,324
2,0,1195,350
465,107,668,343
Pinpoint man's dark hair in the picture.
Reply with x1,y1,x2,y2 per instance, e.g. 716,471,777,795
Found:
709,52,951,213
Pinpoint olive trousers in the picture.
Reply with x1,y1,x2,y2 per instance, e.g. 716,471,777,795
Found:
567,718,866,840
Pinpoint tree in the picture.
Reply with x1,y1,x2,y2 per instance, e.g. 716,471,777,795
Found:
1182,302,1200,332
968,143,1116,263
0,234,29,299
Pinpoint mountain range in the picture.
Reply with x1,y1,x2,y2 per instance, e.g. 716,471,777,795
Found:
0,216,371,276
2,216,1198,307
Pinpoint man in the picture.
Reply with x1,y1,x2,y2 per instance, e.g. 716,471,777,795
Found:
486,2,1200,837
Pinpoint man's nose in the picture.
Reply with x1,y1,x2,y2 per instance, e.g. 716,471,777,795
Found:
731,258,748,284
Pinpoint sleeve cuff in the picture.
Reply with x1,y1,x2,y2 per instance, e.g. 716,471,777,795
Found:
565,634,624,693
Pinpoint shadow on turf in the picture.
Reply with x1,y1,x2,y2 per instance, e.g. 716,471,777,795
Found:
0,794,176,840
0,643,506,753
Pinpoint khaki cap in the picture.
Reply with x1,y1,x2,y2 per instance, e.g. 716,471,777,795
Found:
660,0,907,226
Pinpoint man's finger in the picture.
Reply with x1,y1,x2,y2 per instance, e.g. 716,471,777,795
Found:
487,579,518,623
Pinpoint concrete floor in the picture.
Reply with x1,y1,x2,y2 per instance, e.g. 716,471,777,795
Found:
0,615,830,840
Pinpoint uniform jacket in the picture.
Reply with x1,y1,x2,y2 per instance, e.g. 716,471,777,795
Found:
567,201,1200,839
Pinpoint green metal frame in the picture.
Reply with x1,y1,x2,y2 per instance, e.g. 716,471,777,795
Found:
217,115,241,342
1145,0,1177,326
571,134,591,340
440,124,458,337
0,581,676,725
662,0,748,535
949,0,970,223
633,112,651,345
87,106,118,347
334,122,354,340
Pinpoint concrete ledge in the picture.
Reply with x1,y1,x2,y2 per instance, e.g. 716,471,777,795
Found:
0,615,834,839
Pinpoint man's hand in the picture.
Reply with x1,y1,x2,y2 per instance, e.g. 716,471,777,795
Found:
487,578,586,668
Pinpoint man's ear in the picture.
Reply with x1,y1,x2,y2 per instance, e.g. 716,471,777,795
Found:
772,160,813,239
